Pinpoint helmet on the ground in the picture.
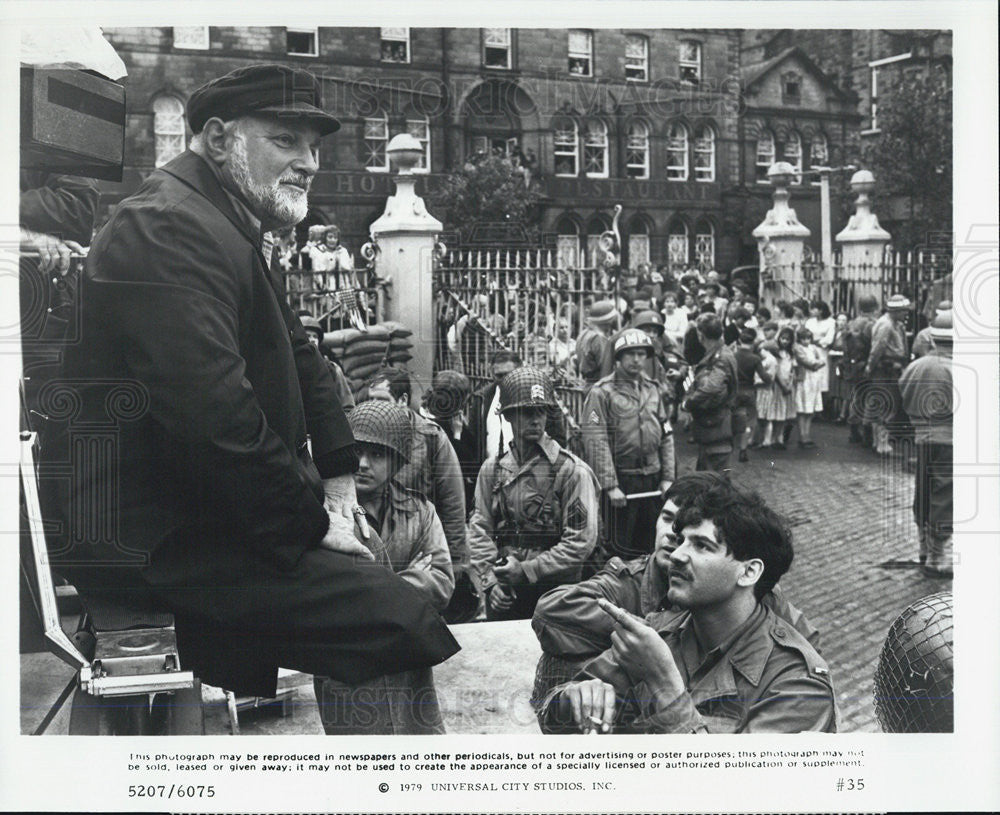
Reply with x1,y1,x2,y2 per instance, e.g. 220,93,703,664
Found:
349,400,411,462
873,591,953,733
613,328,654,359
498,366,556,412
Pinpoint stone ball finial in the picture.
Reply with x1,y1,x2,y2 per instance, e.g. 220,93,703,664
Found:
850,169,876,193
768,161,797,186
387,133,424,173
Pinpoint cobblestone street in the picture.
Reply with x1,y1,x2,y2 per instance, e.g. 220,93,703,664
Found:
674,419,952,732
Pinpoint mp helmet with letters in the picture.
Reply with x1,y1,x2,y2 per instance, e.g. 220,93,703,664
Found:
613,328,654,359
497,366,556,413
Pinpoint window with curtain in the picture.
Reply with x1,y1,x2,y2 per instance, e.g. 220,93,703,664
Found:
783,130,803,184
553,119,579,177
363,113,389,172
406,117,431,172
755,129,775,183
582,119,608,178
679,40,702,83
625,34,648,82
381,27,410,63
695,221,715,271
555,218,580,269
809,133,829,184
668,221,689,271
693,125,715,182
628,221,650,270
153,96,186,167
568,30,593,76
625,120,650,179
667,123,689,181
483,28,512,69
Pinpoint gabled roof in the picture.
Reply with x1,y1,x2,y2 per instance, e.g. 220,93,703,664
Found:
740,46,858,103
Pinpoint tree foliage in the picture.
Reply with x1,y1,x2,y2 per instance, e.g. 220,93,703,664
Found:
862,66,952,252
428,153,542,245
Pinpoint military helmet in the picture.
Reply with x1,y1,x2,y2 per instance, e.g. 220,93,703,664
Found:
301,315,323,340
631,309,664,333
497,366,556,412
349,400,412,462
613,328,654,358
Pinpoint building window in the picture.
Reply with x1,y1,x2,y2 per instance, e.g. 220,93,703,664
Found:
627,220,650,270
667,220,689,271
482,28,512,69
381,27,410,63
153,96,186,168
472,135,519,158
406,118,431,172
625,120,650,179
755,129,775,183
809,133,829,184
693,125,715,182
363,114,389,172
555,217,581,269
695,221,715,271
783,130,803,184
172,26,209,50
666,123,689,181
869,66,879,130
679,40,702,84
625,34,648,82
782,71,801,105
286,28,318,57
568,30,593,77
582,119,608,178
553,118,579,177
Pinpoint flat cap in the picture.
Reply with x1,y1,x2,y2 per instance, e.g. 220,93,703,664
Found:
186,63,340,135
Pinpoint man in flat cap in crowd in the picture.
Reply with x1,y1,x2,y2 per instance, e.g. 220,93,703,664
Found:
575,300,620,386
39,64,459,706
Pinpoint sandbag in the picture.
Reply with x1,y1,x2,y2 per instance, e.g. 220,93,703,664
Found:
345,325,391,345
344,350,390,373
380,320,413,339
387,351,413,364
343,339,390,359
348,362,384,382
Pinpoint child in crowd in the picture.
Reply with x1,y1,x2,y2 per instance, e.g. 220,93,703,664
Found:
757,326,797,449
793,327,826,448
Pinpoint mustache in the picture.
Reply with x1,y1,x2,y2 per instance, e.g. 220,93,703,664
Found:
279,173,312,190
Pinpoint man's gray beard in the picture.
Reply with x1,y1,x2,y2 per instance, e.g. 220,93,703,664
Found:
228,132,309,228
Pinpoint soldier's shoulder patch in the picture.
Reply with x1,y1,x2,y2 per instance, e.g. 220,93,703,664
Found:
589,410,601,424
565,496,589,531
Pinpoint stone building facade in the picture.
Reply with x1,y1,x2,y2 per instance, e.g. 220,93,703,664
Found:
99,26,876,272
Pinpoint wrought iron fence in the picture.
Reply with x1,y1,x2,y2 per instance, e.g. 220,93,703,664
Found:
281,268,387,331
761,249,951,323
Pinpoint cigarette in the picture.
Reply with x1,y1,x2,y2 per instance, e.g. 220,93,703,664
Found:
353,506,371,540
624,490,662,500
587,715,603,727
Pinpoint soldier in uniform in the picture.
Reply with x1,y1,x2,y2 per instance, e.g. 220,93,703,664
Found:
866,293,911,455
538,481,836,734
582,329,675,560
468,367,600,621
575,300,620,386
843,294,880,445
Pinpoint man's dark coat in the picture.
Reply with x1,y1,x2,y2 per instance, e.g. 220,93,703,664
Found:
39,151,458,695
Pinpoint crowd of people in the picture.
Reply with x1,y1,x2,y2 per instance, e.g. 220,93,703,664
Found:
27,63,953,740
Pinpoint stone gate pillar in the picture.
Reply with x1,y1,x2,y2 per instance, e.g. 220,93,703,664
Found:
369,133,443,397
836,169,892,307
752,162,811,309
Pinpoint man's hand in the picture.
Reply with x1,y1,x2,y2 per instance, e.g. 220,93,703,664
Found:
606,486,627,508
488,583,514,612
494,557,527,585
323,475,367,537
20,228,85,276
559,678,617,734
318,509,376,560
409,552,433,572
599,598,685,706
659,479,672,498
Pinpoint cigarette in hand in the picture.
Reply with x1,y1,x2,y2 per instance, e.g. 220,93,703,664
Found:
353,506,371,540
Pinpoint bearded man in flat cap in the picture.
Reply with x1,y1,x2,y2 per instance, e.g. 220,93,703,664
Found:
39,64,459,701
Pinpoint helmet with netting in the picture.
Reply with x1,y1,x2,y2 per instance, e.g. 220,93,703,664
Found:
349,400,412,462
613,328,654,359
873,591,953,733
498,366,556,412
